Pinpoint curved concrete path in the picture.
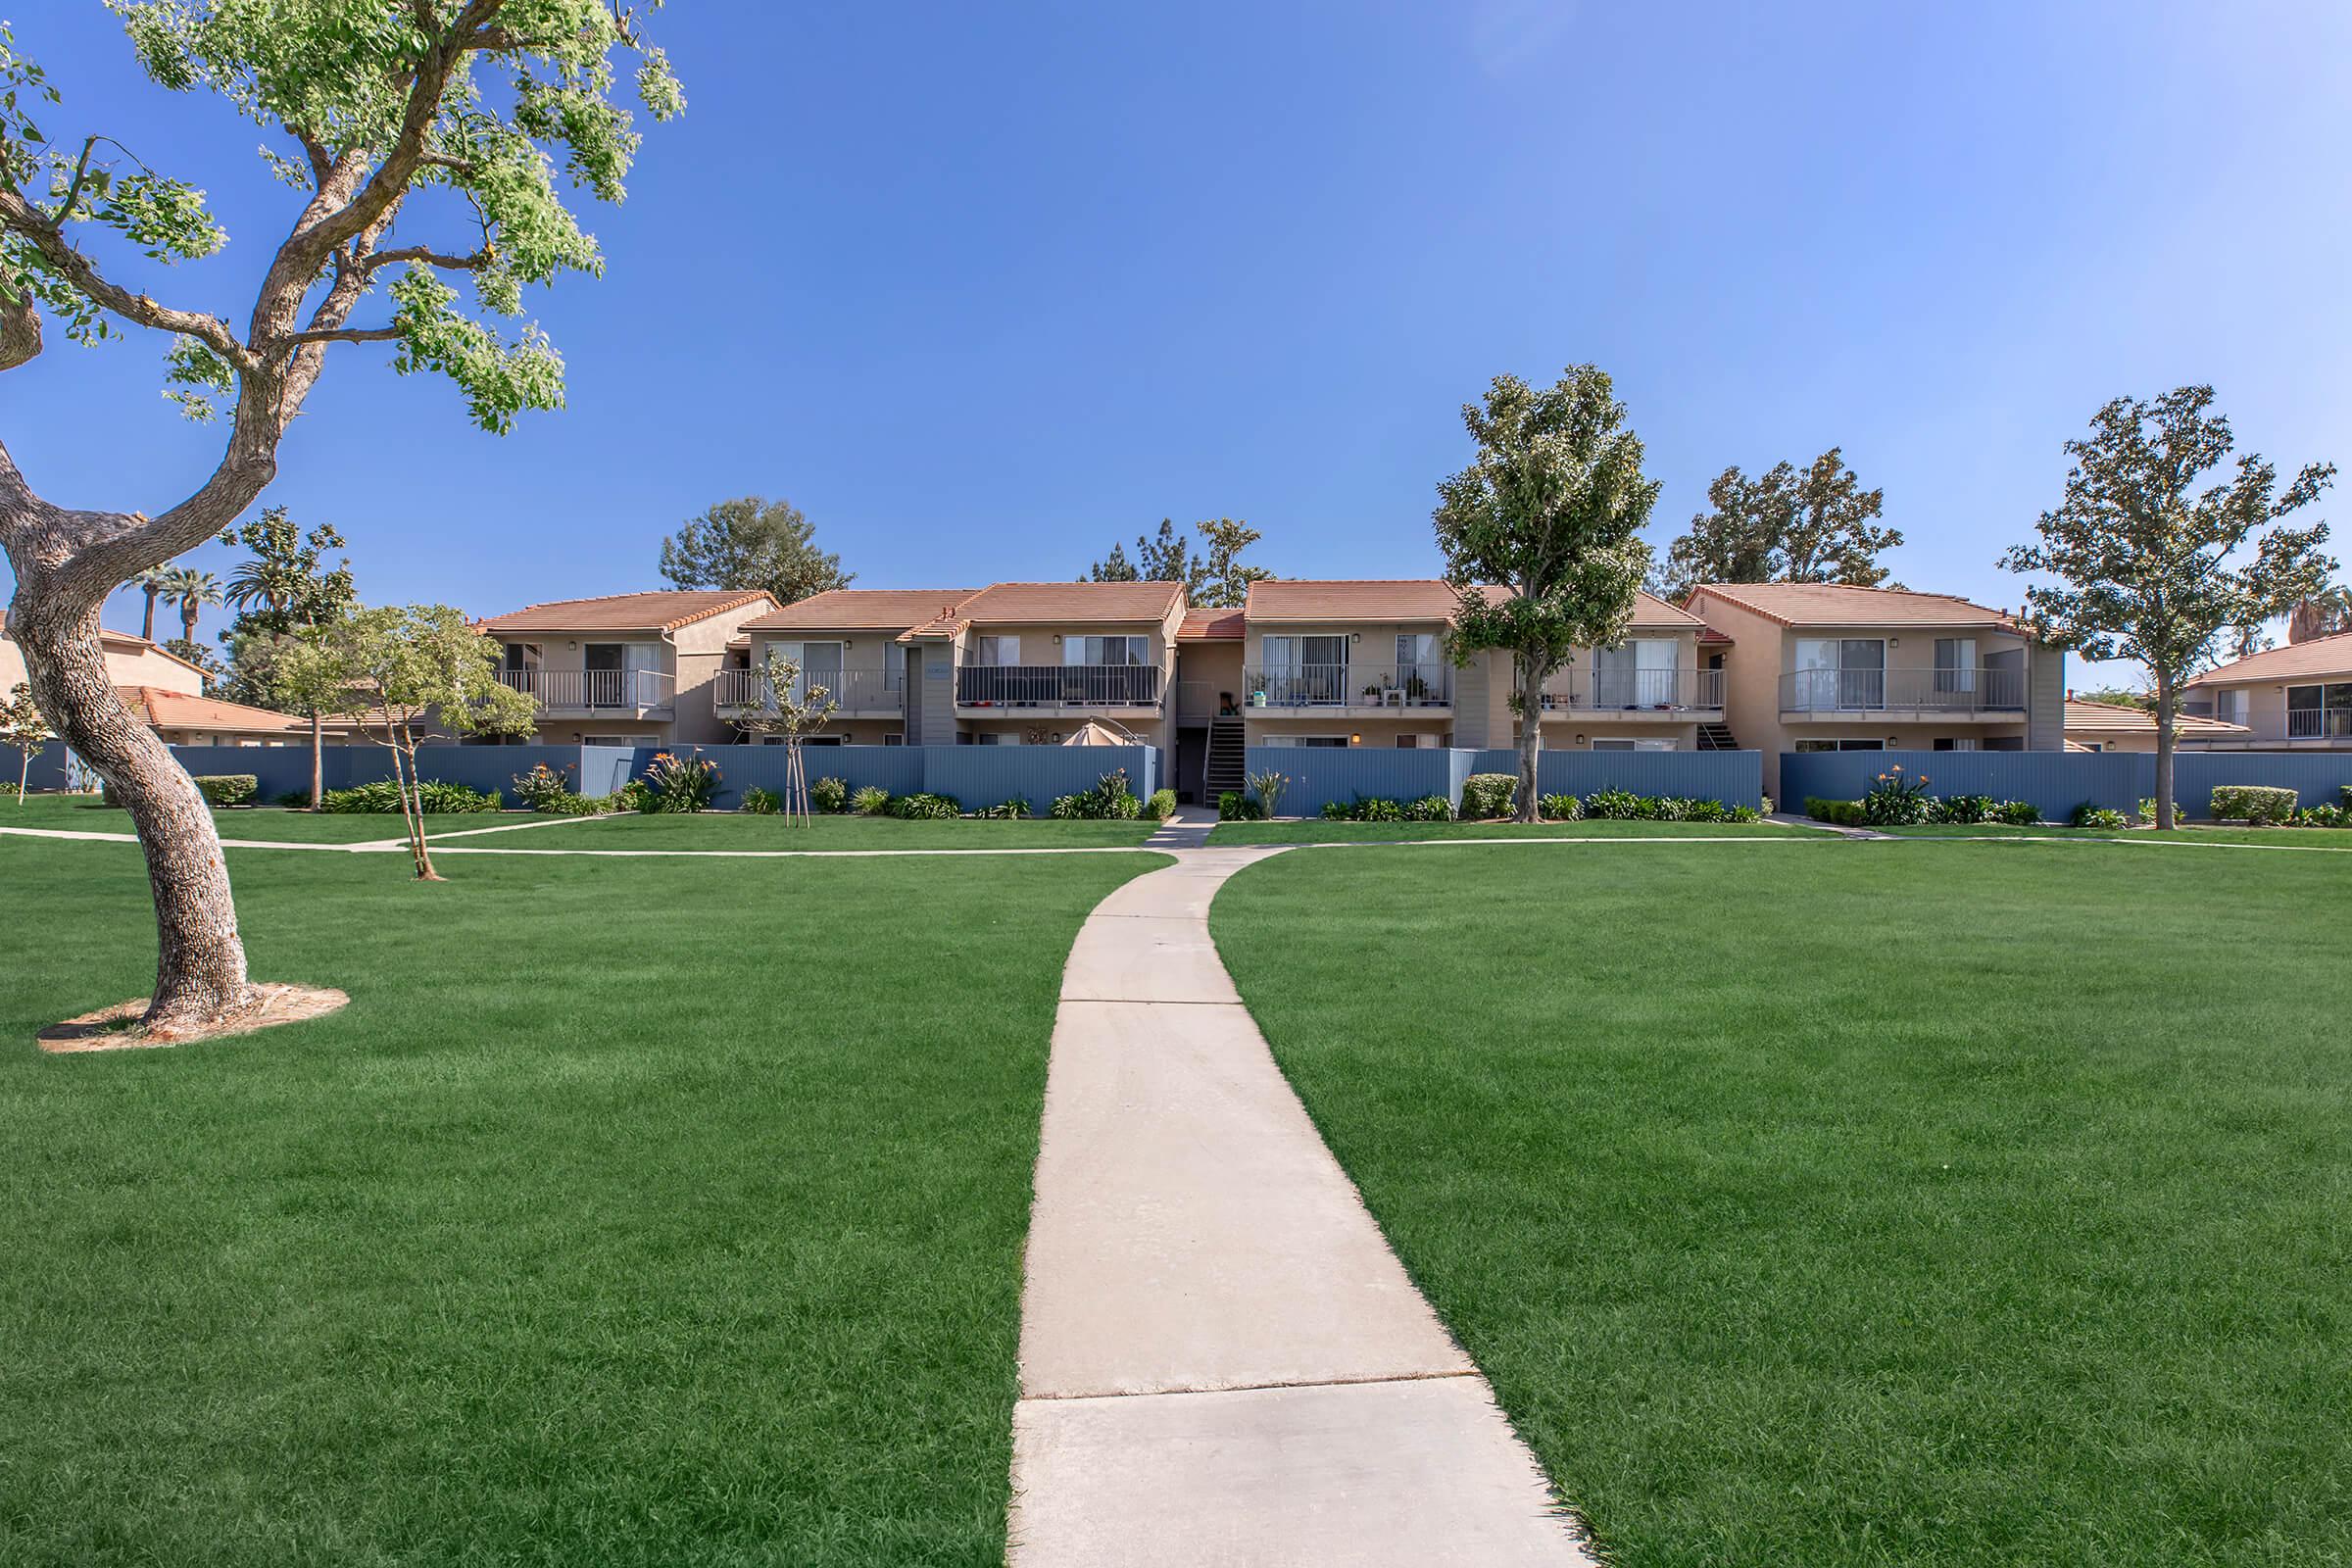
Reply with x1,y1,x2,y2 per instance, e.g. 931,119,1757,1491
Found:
1008,846,1596,1567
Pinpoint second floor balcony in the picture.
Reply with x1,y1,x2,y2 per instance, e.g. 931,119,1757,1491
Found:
498,667,672,715
956,662,1165,710
1242,663,1452,710
1540,666,1724,715
1779,665,2026,717
713,665,904,715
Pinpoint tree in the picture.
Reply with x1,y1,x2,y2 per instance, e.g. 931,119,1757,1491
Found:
132,565,171,641
1194,517,1272,608
162,566,222,644
658,497,850,607
1435,367,1659,822
732,649,840,825
2288,584,2352,644
314,606,537,880
216,507,356,804
0,7,679,1031
1085,516,1272,606
1999,386,2335,829
1649,449,1900,600
162,636,223,688
2073,685,2152,711
2,681,47,804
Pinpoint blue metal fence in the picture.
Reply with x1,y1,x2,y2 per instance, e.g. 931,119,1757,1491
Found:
1246,746,1764,813
1780,749,2352,818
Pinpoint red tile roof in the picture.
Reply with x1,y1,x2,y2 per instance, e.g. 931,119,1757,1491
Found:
941,580,1184,625
2181,630,2352,688
1177,607,1245,641
118,686,335,736
479,589,778,633
1687,582,2019,629
2063,699,2247,738
743,588,980,633
1244,579,1704,629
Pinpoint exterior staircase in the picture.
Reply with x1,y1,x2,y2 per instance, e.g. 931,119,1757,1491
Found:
1204,717,1248,797
1695,721,1740,751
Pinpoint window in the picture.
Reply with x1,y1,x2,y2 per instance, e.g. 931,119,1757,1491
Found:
975,635,1020,665
884,642,907,690
2286,683,2352,738
1261,734,1348,748
2209,688,2248,726
1934,637,1978,694
1792,638,1886,710
1259,635,1348,705
882,732,904,747
1068,634,1148,665
1592,737,1676,752
1793,738,1886,753
582,734,638,747
976,731,1019,746
1932,737,1980,752
1593,639,1679,707
1396,631,1440,673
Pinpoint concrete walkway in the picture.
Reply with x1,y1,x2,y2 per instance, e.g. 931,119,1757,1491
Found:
1008,847,1595,1566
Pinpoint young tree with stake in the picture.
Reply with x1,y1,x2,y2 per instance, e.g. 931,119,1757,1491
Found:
2,681,48,804
2000,385,2334,829
314,607,537,880
0,6,679,1030
732,650,839,825
1434,367,1658,823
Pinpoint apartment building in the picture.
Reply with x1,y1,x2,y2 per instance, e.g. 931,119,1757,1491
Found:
898,581,1187,750
2179,631,2352,750
723,588,978,746
1682,583,2065,797
478,590,779,747
2,615,361,746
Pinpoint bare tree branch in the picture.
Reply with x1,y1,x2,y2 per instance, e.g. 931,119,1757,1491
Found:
280,324,402,346
363,242,491,273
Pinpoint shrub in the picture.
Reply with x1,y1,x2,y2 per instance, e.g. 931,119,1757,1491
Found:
1805,797,1867,827
1538,792,1583,822
809,775,849,814
1218,790,1263,820
642,751,721,812
1146,788,1177,821
1052,768,1143,820
1859,763,1933,826
2071,803,2128,830
1319,800,1351,820
851,785,892,816
1582,787,1645,820
1992,800,2041,825
891,791,960,820
1725,803,1762,823
1247,766,1292,819
740,786,784,815
2133,797,2182,825
1402,794,1453,821
1459,773,1516,818
2209,784,2297,824
191,773,258,807
319,779,501,813
511,761,603,815
273,788,311,808
1680,797,1730,822
609,778,652,813
2342,786,2352,810
2294,803,2350,827
972,795,1031,819
1928,793,1996,824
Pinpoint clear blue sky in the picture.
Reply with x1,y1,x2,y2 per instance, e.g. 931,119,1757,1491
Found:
7,3,2348,690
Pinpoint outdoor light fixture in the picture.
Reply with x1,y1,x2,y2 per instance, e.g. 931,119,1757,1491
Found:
1351,733,1362,745
1575,733,1587,745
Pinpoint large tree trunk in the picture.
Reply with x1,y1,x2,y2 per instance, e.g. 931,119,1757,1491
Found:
2153,676,2177,832
9,604,255,1027
1513,654,1547,823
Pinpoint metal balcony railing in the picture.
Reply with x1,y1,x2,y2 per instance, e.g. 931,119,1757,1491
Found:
713,666,903,712
1242,664,1451,709
956,662,1165,708
2287,707,2352,739
1539,666,1724,712
1778,666,2026,714
498,667,671,711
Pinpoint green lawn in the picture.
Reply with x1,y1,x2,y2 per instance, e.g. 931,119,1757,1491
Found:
561,811,1161,850
1213,841,2352,1567
1204,817,1821,846
1878,821,2352,849
0,796,583,843
0,830,1162,1567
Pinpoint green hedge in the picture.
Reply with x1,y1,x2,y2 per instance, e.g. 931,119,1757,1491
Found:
1217,791,1263,820
318,779,501,814
1458,773,1517,818
2210,785,2297,824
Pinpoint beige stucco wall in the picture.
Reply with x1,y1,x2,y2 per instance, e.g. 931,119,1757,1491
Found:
2189,674,2352,747
951,611,1183,753
1,633,206,698
1174,641,1246,720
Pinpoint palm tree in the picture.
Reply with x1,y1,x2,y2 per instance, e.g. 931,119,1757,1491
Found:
163,567,223,645
132,566,174,642
2288,584,2352,645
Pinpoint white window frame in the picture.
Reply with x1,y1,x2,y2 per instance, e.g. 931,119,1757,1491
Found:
1067,634,1149,666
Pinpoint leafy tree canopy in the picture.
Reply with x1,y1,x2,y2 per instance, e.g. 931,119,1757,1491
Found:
1649,448,1900,600
1085,516,1272,607
658,496,851,608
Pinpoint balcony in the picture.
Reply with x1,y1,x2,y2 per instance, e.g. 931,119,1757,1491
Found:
956,662,1165,710
1540,666,1723,715
498,667,672,715
2287,707,2352,741
1242,664,1452,711
1779,666,2025,717
713,665,904,715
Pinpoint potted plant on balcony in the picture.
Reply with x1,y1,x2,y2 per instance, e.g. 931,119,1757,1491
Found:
1404,672,1430,705
1362,681,1384,706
